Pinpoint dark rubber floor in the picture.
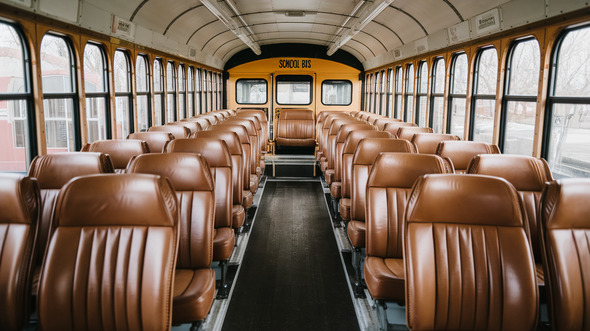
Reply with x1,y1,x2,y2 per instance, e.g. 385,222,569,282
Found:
222,181,359,331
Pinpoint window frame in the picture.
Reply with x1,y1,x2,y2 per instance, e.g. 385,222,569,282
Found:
386,68,393,117
166,60,176,122
236,78,268,105
469,46,498,142
394,66,403,119
416,60,429,126
83,42,111,141
321,79,353,106
275,74,314,106
153,58,165,125
447,52,468,136
135,54,151,131
429,57,446,133
404,63,415,122
113,49,134,138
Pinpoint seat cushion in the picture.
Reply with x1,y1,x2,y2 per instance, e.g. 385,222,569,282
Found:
242,190,253,209
347,220,365,247
173,268,216,323
325,169,335,185
213,227,235,261
364,257,405,303
330,181,342,199
339,198,351,221
232,204,245,229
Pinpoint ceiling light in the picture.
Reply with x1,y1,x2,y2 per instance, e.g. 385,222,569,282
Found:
327,0,393,56
200,0,261,55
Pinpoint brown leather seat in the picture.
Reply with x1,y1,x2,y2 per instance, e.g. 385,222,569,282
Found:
275,109,316,147
38,174,179,331
405,174,538,330
222,118,260,193
364,153,452,308
374,118,402,131
234,114,265,171
339,130,394,222
316,112,349,162
211,123,254,209
86,139,149,173
0,175,40,331
410,133,460,154
28,152,114,292
436,140,499,173
164,138,235,297
198,114,218,126
149,124,191,139
396,126,433,141
168,121,202,135
324,118,356,184
194,130,246,230
318,114,350,166
467,154,553,285
127,131,174,153
383,121,417,136
127,153,216,326
237,109,269,152
183,117,211,131
540,179,590,331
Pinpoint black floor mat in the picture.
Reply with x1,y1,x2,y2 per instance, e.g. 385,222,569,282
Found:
222,181,359,331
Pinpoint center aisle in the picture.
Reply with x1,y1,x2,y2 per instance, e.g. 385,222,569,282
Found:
222,180,359,331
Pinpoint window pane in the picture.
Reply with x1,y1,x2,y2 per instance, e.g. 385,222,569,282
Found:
503,101,535,155
508,40,540,96
188,93,194,117
1,100,30,171
431,97,444,133
115,96,130,138
41,35,73,93
418,62,428,93
236,79,267,104
43,98,75,152
406,64,414,93
178,92,186,119
418,97,427,126
450,98,466,137
0,24,26,94
452,53,468,94
154,94,163,125
322,80,352,105
83,44,106,93
137,95,149,132
154,59,163,92
554,28,590,96
114,51,130,93
546,103,590,178
167,62,175,91
178,65,185,92
476,48,498,95
433,58,445,94
472,99,495,144
404,64,414,121
136,55,148,93
167,94,175,123
277,76,312,105
85,97,107,143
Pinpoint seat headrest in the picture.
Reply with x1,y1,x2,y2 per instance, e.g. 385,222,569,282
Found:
168,121,202,133
165,138,232,167
183,118,211,130
235,115,262,130
542,179,590,229
336,124,375,143
281,109,314,120
374,118,402,130
87,140,148,169
193,131,243,155
54,174,177,227
383,121,417,134
407,174,524,227
323,114,348,129
197,115,218,125
468,154,552,191
211,124,250,144
436,141,496,170
0,174,39,224
343,131,393,154
328,119,355,135
29,152,114,189
368,153,452,188
223,119,256,135
127,132,174,154
127,153,214,192
411,133,460,154
396,127,433,141
236,109,266,122
148,125,190,139
353,138,416,165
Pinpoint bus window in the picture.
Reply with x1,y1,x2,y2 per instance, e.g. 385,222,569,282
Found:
546,27,590,178
178,63,186,119
153,59,164,125
430,57,445,133
502,38,539,155
84,43,110,143
136,54,151,131
448,52,467,137
0,22,33,172
236,79,267,104
276,75,312,105
404,63,414,122
394,66,402,119
471,47,498,144
114,50,133,138
386,68,393,117
416,61,428,127
321,80,352,106
166,61,176,122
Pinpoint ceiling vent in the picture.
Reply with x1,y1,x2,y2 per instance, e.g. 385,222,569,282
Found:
285,11,306,17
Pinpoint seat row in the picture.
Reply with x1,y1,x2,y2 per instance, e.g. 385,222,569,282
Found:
0,108,270,330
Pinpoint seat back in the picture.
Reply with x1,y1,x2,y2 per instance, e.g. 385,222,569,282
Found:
319,114,349,157
411,133,460,154
127,132,174,154
237,109,268,151
223,118,259,175
86,139,148,173
165,138,233,230
341,130,393,199
38,174,178,331
436,140,499,173
182,117,211,131
149,125,191,139
28,152,114,268
374,118,402,130
468,154,552,264
366,153,451,260
235,114,264,153
333,123,375,182
193,130,244,207
396,126,433,141
540,179,590,331
405,174,538,330
168,121,202,134
0,175,39,331
275,109,315,147
326,118,356,171
127,154,214,270
351,138,417,222
212,124,252,191
383,121,417,135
